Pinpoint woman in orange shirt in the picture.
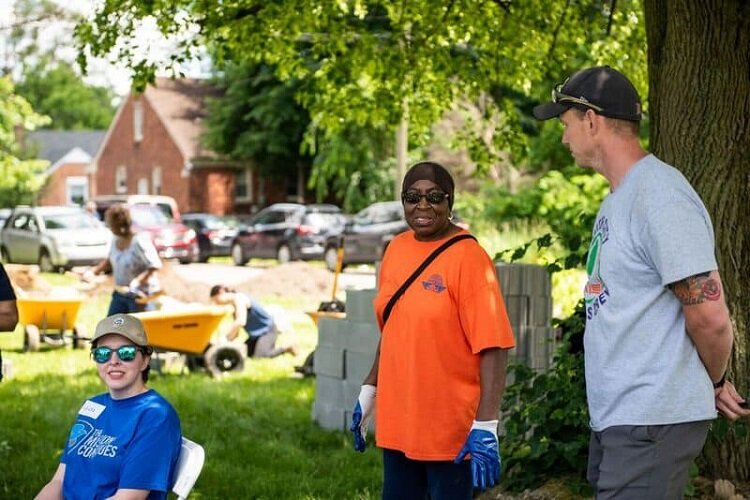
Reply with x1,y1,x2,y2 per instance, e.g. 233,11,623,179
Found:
350,161,515,499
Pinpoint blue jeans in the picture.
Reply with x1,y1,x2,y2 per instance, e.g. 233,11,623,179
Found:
382,448,472,500
107,291,141,315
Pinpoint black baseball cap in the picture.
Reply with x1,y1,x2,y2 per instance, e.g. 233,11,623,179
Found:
533,66,642,122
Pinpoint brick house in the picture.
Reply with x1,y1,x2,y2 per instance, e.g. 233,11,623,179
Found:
26,130,107,206
92,77,308,216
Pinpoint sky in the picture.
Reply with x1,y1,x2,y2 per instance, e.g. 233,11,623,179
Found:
0,0,210,97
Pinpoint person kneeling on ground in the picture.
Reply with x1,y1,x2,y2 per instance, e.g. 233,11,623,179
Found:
35,313,182,500
209,284,296,358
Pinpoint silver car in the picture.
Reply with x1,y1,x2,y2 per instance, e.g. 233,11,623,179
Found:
0,206,111,272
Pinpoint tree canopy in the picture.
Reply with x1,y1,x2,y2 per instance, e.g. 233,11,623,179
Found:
0,76,50,206
15,62,116,130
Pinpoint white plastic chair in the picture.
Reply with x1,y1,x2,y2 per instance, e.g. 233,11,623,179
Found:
172,437,205,500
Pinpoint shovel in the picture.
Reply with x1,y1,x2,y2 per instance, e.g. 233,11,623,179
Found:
317,236,345,313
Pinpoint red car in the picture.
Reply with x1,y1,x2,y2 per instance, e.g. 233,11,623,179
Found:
126,204,199,264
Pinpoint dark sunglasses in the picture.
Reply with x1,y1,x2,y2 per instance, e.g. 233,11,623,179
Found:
91,345,146,364
552,81,603,113
401,191,450,205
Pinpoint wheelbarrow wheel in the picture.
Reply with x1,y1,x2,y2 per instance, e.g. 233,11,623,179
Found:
72,324,86,350
204,344,245,377
25,325,40,352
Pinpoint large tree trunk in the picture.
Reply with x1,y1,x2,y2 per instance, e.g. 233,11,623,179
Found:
645,0,750,480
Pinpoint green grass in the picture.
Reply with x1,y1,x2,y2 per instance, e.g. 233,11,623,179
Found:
0,273,382,499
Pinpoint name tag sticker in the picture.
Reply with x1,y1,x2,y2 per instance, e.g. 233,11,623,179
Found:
78,400,106,419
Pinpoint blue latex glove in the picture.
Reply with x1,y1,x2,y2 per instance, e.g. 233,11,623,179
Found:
454,420,501,490
350,384,376,452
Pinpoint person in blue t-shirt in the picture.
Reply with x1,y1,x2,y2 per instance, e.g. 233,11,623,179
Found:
209,284,296,358
35,314,182,500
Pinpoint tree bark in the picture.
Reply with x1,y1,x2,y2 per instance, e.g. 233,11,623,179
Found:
645,0,750,480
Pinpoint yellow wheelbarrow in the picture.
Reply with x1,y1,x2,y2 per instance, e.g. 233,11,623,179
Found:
18,296,86,352
132,306,245,377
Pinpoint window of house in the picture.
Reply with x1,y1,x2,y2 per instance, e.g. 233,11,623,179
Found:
137,178,149,194
66,176,88,206
152,166,162,195
116,166,127,194
235,168,252,202
133,100,144,143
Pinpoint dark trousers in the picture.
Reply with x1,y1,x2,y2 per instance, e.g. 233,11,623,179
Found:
107,291,142,316
587,421,710,499
382,448,472,500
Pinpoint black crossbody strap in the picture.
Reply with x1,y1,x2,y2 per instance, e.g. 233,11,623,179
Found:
382,234,476,326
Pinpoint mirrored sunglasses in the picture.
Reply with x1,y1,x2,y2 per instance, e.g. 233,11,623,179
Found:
91,345,143,364
552,81,603,113
401,191,450,205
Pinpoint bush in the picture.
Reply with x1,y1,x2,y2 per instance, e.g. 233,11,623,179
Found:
500,300,590,494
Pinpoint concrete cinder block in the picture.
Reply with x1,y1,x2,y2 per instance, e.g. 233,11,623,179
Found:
496,263,551,297
520,326,556,370
345,322,380,354
345,350,376,385
315,375,346,407
312,400,347,431
317,317,348,347
345,289,377,324
528,296,553,326
314,345,345,378
504,296,528,327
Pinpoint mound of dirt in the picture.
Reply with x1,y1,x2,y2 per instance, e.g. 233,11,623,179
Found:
4,260,338,307
158,261,335,304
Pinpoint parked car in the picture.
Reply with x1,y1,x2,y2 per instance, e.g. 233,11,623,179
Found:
182,213,238,262
322,200,470,271
127,204,199,264
323,201,406,271
0,208,10,229
91,194,181,221
230,203,345,265
0,206,111,272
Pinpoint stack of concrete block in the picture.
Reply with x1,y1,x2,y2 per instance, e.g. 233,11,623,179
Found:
312,263,555,432
495,263,555,373
312,288,378,432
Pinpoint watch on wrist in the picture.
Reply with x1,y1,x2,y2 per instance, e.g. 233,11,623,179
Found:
713,373,726,389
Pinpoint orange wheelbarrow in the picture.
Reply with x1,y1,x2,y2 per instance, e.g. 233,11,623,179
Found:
132,306,245,377
18,296,86,352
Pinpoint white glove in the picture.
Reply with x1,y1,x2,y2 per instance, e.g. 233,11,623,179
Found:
350,384,377,452
81,270,95,283
128,278,142,294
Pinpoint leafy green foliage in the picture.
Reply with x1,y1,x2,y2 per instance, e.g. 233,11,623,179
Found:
15,62,116,130
0,76,50,206
73,0,647,181
501,300,590,493
204,62,311,180
490,168,608,271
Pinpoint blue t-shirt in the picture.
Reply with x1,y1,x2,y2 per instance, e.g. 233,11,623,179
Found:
583,155,718,431
61,389,182,500
245,299,275,338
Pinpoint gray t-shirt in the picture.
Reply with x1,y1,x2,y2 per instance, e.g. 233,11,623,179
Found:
109,232,162,293
584,154,717,431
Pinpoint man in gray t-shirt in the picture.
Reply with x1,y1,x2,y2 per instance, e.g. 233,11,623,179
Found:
534,66,747,498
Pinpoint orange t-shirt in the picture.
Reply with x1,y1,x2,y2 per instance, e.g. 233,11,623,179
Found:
374,230,515,460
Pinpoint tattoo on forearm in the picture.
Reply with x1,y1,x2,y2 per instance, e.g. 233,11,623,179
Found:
670,272,722,305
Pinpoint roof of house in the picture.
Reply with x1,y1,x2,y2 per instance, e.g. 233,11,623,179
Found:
26,130,107,167
143,77,223,161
